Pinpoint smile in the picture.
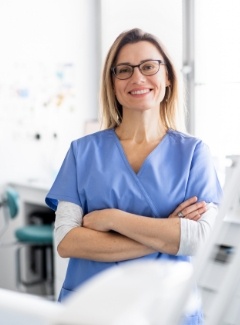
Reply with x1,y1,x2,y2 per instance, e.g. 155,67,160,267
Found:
130,89,151,95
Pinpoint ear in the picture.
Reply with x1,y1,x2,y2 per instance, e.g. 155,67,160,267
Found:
112,80,116,94
164,64,171,87
165,85,171,102
165,72,171,87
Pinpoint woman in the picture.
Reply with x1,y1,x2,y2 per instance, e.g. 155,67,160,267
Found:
45,28,222,324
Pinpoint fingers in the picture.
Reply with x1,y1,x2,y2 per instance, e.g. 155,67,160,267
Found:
182,202,207,219
176,196,197,212
182,205,206,221
175,197,207,221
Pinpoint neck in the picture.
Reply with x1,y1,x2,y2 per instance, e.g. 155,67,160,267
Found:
115,116,166,143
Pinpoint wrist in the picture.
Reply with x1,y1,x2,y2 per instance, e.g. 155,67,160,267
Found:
108,208,119,230
110,209,129,232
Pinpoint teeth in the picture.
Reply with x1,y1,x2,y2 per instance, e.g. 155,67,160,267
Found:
131,89,149,95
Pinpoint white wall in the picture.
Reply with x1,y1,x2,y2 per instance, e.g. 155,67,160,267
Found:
0,0,100,186
0,0,183,186
101,0,183,68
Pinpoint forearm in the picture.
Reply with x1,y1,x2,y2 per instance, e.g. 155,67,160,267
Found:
102,204,217,256
106,210,181,255
57,227,155,262
83,197,208,255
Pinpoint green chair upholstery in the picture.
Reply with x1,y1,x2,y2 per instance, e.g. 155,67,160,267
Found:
15,224,53,244
5,187,19,219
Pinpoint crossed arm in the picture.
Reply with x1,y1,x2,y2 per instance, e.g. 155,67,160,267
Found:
56,197,216,262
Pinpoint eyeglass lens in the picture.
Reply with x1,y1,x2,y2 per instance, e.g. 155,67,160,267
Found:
113,60,161,80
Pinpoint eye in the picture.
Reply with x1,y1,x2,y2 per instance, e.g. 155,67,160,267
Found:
141,62,156,71
116,65,132,75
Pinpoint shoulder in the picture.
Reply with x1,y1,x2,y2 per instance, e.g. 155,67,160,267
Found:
72,129,113,146
166,129,212,159
69,129,114,156
167,129,202,144
167,129,208,150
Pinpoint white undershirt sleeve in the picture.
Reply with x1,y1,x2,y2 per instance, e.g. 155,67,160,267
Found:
54,201,83,248
177,203,218,256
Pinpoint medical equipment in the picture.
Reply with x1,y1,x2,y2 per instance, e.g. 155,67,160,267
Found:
0,288,61,325
194,156,240,325
0,187,54,297
0,187,19,238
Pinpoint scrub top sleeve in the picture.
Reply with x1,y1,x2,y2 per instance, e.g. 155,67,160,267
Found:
45,141,81,211
185,141,222,204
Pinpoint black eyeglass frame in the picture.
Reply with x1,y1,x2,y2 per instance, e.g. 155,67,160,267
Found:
111,59,166,80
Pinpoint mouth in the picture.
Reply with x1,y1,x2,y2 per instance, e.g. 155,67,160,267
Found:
129,89,152,95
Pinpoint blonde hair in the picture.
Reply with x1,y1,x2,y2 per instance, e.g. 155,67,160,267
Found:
99,28,186,132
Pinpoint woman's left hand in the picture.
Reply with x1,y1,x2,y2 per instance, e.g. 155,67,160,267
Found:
169,196,207,221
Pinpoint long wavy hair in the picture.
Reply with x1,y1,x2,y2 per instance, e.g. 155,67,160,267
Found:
99,28,186,131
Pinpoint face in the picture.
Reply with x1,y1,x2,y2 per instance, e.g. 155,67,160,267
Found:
113,41,170,113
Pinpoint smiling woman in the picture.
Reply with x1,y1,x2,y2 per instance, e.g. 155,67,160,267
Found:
45,28,222,325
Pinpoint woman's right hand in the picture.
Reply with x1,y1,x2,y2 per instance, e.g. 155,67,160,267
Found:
169,196,207,221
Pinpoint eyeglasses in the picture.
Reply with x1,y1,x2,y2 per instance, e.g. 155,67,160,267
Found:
111,60,166,80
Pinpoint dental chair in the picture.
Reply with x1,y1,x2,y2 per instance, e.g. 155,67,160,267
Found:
0,260,193,325
0,187,54,298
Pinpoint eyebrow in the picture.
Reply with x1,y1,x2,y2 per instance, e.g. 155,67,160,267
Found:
115,59,160,66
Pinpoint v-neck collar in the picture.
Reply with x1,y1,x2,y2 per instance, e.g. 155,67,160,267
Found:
110,128,169,176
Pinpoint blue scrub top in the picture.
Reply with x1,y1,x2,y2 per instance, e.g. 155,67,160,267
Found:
46,128,222,320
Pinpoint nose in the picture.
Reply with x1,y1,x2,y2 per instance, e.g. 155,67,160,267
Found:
131,67,146,81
